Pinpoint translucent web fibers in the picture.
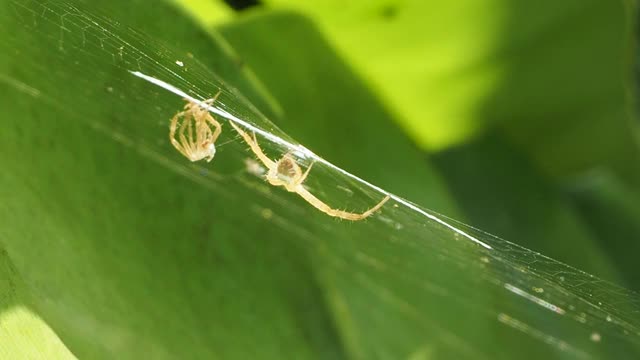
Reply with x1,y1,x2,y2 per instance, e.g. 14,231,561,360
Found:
130,70,491,250
2,0,640,359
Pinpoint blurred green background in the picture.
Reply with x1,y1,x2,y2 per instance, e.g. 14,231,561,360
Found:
2,0,640,358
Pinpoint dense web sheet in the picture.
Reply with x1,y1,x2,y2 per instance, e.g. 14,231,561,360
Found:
2,0,640,358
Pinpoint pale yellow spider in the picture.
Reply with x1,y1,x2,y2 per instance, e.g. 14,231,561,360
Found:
230,121,390,221
170,92,222,162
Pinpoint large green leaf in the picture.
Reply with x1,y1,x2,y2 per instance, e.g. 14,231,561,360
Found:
1,0,342,358
171,0,233,26
3,1,640,359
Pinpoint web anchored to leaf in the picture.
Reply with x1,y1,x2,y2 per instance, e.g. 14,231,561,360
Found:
165,92,391,221
2,0,640,359
134,70,640,357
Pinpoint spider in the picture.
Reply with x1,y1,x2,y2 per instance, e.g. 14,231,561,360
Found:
229,121,390,221
169,91,222,162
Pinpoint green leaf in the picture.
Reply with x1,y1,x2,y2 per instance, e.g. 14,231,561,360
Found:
170,0,233,26
3,1,640,359
1,1,342,358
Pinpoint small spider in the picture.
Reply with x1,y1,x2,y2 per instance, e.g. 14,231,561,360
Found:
169,91,222,162
230,121,390,221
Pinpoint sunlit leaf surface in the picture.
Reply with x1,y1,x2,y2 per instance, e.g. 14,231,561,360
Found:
262,0,640,186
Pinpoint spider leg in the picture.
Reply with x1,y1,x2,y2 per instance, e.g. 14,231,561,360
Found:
198,91,223,143
211,89,221,103
295,187,390,221
170,112,189,156
169,112,180,142
179,133,193,157
199,90,221,108
178,114,194,156
205,115,223,143
170,111,186,135
186,113,195,149
229,121,276,170
297,162,314,186
196,115,217,162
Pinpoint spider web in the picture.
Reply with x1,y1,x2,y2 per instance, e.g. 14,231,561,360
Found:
1,0,640,359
